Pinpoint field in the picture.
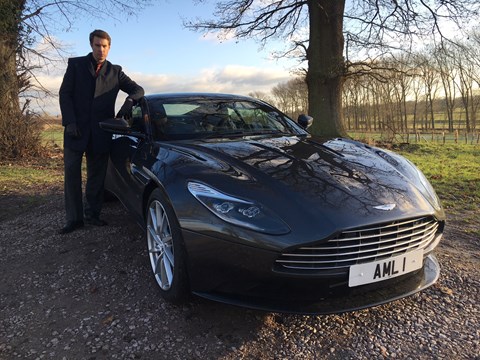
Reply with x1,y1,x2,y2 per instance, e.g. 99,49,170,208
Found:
0,135,478,358
350,130,480,146
396,144,480,212
40,116,63,148
2,130,479,227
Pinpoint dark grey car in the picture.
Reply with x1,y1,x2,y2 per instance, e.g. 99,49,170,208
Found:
100,93,445,314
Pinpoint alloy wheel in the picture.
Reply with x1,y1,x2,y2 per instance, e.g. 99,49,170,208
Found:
147,199,174,290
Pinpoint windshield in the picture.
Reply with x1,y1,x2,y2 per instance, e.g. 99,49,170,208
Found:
147,98,307,140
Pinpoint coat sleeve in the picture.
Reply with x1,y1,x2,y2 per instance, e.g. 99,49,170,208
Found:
59,58,78,127
118,69,145,101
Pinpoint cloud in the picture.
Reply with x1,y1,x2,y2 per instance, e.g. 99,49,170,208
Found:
33,65,291,115
216,65,290,86
138,65,290,94
199,30,237,44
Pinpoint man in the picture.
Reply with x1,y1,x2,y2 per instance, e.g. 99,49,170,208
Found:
59,29,144,234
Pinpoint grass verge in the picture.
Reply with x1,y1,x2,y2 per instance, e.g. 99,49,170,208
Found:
394,143,480,212
0,154,64,221
395,143,480,238
0,143,478,235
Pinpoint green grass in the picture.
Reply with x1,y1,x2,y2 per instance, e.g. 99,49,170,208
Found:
349,130,480,145
0,158,65,222
0,160,64,194
394,143,480,212
1,134,478,233
41,124,63,147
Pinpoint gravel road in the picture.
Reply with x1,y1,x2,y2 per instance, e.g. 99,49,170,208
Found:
0,186,479,359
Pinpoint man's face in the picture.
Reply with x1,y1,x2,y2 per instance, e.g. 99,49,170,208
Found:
90,36,110,62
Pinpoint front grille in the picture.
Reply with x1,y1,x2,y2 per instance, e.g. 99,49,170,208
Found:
276,216,439,271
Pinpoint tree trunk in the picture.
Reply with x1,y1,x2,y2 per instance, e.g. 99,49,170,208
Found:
0,0,23,118
306,0,347,138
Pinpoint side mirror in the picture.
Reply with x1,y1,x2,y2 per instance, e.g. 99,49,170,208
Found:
99,118,145,139
297,114,313,129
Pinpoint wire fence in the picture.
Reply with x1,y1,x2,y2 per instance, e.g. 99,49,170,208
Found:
39,116,480,149
349,130,480,146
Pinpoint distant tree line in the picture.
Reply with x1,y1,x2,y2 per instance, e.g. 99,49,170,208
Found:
255,31,480,138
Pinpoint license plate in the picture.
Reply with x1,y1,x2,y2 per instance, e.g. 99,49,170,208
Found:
348,249,424,287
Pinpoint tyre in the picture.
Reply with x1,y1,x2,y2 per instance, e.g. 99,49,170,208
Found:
146,189,189,303
103,188,118,202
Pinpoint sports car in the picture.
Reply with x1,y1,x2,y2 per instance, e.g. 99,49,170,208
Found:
99,93,445,314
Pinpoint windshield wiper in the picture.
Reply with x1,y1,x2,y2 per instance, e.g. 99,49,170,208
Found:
200,129,293,140
200,130,245,139
244,129,289,136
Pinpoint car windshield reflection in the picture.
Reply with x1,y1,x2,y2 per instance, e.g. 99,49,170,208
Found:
148,98,304,140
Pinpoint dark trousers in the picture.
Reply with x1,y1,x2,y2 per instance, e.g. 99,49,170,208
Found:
63,147,109,223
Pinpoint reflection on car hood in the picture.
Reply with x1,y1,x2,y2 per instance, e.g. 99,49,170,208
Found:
163,136,442,236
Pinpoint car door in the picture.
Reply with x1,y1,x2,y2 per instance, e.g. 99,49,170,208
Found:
107,100,152,224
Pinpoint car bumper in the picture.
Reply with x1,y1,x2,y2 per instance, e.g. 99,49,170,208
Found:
183,230,440,315
195,255,439,314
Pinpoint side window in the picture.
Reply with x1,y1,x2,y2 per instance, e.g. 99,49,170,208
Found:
150,104,168,140
130,105,145,133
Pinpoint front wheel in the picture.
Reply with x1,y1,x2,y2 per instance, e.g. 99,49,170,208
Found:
146,189,189,303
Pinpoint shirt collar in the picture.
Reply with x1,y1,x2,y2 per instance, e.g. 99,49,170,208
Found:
89,52,104,66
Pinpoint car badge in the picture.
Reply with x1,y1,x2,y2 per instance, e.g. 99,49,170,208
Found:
373,203,396,211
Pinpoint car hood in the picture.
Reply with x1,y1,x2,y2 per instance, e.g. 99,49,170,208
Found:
162,135,444,241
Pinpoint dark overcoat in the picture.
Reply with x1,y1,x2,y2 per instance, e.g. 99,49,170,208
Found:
59,53,144,153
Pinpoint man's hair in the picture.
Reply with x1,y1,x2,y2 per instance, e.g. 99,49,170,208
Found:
89,29,111,45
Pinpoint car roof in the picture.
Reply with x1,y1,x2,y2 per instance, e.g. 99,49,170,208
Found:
144,92,258,102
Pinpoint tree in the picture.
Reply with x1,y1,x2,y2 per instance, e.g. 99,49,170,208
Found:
433,45,457,132
271,77,307,119
0,0,34,158
0,0,22,116
186,0,480,138
453,40,480,133
0,0,149,159
248,90,275,105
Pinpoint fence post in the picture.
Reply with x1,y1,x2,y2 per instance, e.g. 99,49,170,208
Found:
442,132,445,145
455,130,458,144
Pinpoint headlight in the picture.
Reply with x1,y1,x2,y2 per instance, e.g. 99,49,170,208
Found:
377,149,442,210
187,181,290,235
407,159,442,210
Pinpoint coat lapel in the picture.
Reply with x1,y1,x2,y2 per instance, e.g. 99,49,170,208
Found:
87,58,96,78
93,61,112,98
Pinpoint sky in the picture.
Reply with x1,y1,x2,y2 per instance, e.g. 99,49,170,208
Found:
35,1,300,115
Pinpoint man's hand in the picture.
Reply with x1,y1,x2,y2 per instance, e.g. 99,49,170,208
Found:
116,98,134,119
65,123,81,139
